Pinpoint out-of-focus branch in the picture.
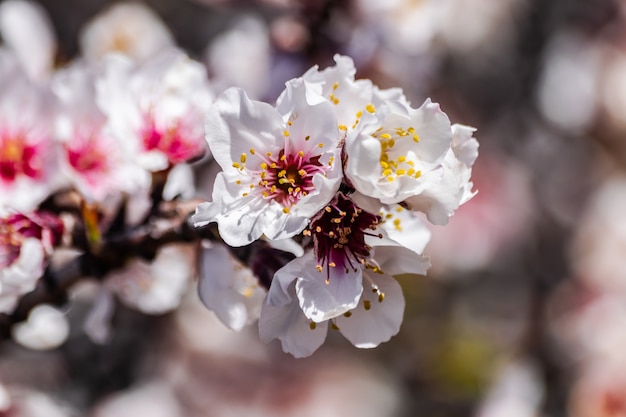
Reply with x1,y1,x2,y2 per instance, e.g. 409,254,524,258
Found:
0,199,217,340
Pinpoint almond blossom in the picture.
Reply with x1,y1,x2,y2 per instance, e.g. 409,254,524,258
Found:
53,61,149,202
279,54,477,225
97,49,213,172
0,51,58,211
0,210,63,314
193,54,477,356
80,2,174,65
104,243,195,315
259,193,431,357
193,82,343,246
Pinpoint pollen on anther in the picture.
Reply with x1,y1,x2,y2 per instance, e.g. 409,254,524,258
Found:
343,311,352,318
363,300,372,310
378,293,385,302
282,207,290,214
366,104,376,113
316,265,323,272
240,153,247,163
284,130,290,137
249,148,256,154
309,322,316,330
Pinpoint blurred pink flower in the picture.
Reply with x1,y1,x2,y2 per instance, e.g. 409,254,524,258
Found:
0,210,63,313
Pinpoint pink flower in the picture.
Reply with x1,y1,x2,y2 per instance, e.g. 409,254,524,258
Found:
97,49,213,171
0,51,58,211
53,62,149,202
0,210,63,313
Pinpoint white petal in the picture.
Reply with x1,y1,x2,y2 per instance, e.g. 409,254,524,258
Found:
162,163,195,200
378,206,432,255
345,135,383,196
12,304,70,350
403,99,453,164
294,253,363,322
259,285,328,358
451,124,479,166
198,244,264,331
266,252,309,307
106,244,193,314
266,237,304,257
0,0,56,81
405,150,475,225
371,245,431,276
335,272,404,348
205,87,284,172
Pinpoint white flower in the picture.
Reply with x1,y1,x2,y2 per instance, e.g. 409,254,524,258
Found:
259,263,416,358
280,54,477,226
402,124,478,225
80,2,174,64
52,61,149,202
97,49,213,171
260,193,430,357
105,243,194,314
344,98,453,212
198,243,265,331
193,84,342,246
278,54,407,132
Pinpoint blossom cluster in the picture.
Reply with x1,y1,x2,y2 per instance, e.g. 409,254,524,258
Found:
0,0,211,346
194,55,477,357
0,0,477,358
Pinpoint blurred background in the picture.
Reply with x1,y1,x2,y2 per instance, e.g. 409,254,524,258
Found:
2,0,626,416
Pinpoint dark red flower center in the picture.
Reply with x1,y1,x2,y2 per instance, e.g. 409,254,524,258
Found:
308,193,380,281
